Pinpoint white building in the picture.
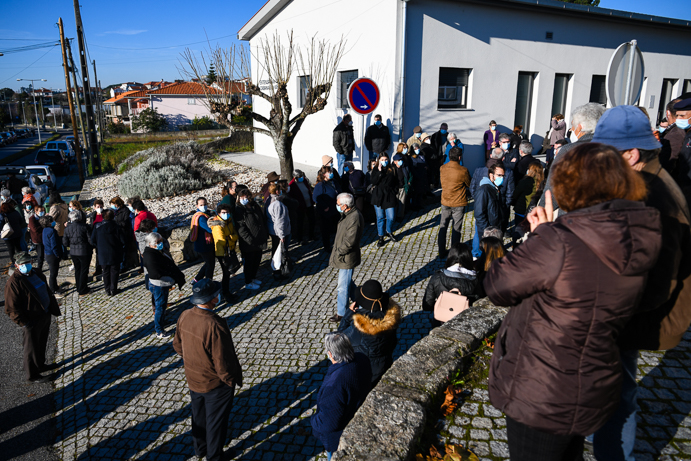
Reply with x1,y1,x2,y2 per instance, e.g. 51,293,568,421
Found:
238,0,691,174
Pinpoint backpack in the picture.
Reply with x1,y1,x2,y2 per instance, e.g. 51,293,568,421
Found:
434,288,470,322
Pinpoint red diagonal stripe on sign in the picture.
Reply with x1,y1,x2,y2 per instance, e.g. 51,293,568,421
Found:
354,83,373,107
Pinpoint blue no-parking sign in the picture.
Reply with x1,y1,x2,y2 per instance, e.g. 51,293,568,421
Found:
347,78,380,115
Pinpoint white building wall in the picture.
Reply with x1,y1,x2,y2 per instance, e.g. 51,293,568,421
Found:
150,96,213,128
248,0,399,170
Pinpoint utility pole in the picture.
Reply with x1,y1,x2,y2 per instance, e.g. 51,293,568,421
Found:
67,41,90,169
72,0,101,174
59,17,85,187
92,60,104,144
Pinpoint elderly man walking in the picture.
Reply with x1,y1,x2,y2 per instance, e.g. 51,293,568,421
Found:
329,193,364,323
4,252,61,383
173,279,243,461
311,332,372,461
590,105,691,461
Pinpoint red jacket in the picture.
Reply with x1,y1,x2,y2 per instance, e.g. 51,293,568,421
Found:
134,210,157,232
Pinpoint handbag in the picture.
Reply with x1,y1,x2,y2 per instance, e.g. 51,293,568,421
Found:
224,250,241,274
1,221,13,239
280,251,294,278
433,288,470,322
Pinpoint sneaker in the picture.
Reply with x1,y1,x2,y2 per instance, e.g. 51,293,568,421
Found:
245,282,261,290
156,332,171,339
252,279,262,285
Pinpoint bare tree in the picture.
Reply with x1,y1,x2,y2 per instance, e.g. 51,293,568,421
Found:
179,30,346,178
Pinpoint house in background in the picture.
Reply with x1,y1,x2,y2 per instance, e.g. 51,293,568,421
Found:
103,89,143,125
238,0,691,173
110,82,147,98
145,81,221,128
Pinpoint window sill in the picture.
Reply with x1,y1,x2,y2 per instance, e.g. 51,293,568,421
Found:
437,108,474,112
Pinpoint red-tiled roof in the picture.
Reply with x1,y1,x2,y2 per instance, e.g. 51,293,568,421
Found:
147,81,220,96
104,89,144,104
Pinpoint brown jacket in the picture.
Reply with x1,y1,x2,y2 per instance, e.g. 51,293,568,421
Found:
617,158,691,351
486,200,661,436
49,202,69,237
5,269,61,327
173,307,243,393
440,162,471,208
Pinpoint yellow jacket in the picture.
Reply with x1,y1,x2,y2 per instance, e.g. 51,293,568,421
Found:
208,216,239,256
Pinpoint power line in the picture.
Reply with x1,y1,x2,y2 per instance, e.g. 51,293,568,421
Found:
0,46,58,85
0,41,60,54
89,33,236,51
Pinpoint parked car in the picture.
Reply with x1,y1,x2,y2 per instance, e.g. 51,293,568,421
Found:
0,167,27,191
45,140,76,163
25,165,57,190
34,149,69,175
0,132,14,145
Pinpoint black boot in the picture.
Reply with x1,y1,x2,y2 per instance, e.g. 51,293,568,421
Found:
387,232,398,243
377,237,386,248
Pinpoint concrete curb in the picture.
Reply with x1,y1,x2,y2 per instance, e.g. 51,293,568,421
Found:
332,297,508,461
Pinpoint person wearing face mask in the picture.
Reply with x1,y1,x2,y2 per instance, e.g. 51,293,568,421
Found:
47,191,68,237
474,164,505,257
392,149,412,222
261,171,281,202
321,155,341,186
443,133,464,166
4,252,62,384
313,165,342,252
438,147,470,259
288,170,316,245
111,196,137,271
406,125,424,150
28,205,46,270
21,186,38,211
87,199,105,278
498,133,520,171
62,210,93,296
143,232,186,339
430,123,449,163
333,114,355,176
39,214,67,298
233,189,269,290
190,197,216,284
1,199,28,264
328,193,363,323
364,114,391,160
277,179,299,243
370,154,398,247
420,132,441,190
537,102,606,212
173,278,243,461
91,208,126,296
208,204,240,303
266,183,292,279
671,97,691,204
659,98,686,173
483,120,500,160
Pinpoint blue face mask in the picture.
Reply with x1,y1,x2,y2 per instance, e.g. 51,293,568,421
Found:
240,198,249,206
375,121,381,126
440,129,447,135
658,126,667,133
156,242,164,251
501,143,510,150
51,221,56,228
220,213,229,221
328,173,334,180
402,148,408,155
153,227,158,233
127,206,134,213
381,160,388,167
677,118,690,130
37,211,45,217
18,263,32,274
337,204,345,214
298,177,304,182
397,160,403,167
494,176,504,187
344,166,349,172
111,205,117,210
69,207,74,212
26,205,33,211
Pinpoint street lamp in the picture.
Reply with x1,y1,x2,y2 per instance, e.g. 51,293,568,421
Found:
17,78,47,143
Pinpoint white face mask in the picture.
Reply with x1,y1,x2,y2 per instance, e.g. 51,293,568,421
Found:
569,131,579,143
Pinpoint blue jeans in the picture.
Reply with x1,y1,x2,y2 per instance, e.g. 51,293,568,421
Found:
472,224,482,258
593,349,638,461
374,205,395,236
336,153,346,176
149,283,170,334
327,452,332,461
337,268,357,316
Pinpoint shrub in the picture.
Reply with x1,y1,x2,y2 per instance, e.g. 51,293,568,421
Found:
131,108,168,133
117,142,223,199
107,121,131,134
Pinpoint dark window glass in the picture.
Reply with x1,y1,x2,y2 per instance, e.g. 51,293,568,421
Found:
438,68,470,109
514,72,536,134
551,74,570,117
589,75,607,105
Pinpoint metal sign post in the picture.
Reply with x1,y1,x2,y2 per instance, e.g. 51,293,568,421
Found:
347,78,381,168
606,40,645,107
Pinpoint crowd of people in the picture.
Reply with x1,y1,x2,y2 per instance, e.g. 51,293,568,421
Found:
3,95,691,460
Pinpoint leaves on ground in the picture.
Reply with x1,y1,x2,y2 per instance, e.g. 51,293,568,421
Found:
441,384,463,416
416,443,479,461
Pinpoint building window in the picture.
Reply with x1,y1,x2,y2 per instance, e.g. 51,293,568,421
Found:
658,78,679,124
684,79,691,94
514,72,537,134
298,75,311,108
589,75,607,105
187,98,196,105
438,68,471,110
551,74,571,117
338,70,358,109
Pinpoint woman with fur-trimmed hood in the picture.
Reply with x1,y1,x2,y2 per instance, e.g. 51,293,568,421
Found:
338,279,401,385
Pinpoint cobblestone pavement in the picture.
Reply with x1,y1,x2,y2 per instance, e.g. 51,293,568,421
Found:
50,201,476,461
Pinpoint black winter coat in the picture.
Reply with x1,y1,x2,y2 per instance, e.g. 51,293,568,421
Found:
234,202,268,253
333,122,355,156
338,298,401,384
63,221,93,257
364,124,391,154
422,268,479,313
370,167,398,209
346,170,368,197
91,220,126,266
114,206,134,243
2,209,27,237
470,161,515,207
474,181,503,237
142,247,186,288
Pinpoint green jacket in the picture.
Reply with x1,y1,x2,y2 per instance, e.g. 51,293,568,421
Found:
329,207,363,270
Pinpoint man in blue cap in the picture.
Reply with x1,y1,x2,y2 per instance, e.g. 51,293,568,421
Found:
173,279,243,461
590,105,691,461
672,97,691,204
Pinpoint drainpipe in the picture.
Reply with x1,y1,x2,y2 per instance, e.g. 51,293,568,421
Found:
398,0,409,142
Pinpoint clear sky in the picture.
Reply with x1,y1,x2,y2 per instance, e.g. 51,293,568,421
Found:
1,0,689,93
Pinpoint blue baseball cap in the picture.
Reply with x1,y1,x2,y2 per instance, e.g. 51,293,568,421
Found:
592,105,662,151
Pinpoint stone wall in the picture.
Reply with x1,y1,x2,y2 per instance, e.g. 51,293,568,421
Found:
332,298,508,461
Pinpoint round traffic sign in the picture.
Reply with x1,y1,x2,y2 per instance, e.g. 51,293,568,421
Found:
606,40,645,107
347,78,380,115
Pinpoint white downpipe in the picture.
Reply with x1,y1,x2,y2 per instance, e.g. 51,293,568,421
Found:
398,0,409,142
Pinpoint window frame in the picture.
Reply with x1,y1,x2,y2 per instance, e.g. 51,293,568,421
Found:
589,75,607,106
298,75,311,108
338,70,359,110
437,67,472,110
187,98,196,105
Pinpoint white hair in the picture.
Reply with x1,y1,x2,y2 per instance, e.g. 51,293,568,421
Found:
337,192,354,209
145,232,162,247
490,148,504,159
519,141,533,155
571,102,606,134
1,189,10,198
324,332,355,363
447,132,457,141
22,187,32,195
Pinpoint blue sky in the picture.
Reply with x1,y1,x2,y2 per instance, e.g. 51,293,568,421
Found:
1,0,689,93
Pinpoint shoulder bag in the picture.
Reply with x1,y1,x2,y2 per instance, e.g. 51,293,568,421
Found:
434,288,470,323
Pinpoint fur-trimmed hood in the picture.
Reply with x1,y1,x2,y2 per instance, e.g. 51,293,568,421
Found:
353,299,401,336
208,217,227,227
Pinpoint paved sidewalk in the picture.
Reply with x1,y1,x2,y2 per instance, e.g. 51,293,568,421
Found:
219,152,321,181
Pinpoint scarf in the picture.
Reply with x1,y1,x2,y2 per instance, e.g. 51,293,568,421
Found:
190,211,213,244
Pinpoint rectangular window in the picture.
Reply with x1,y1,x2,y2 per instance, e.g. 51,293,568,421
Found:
187,98,196,105
658,79,678,124
684,79,691,94
298,75,311,108
589,75,607,105
338,70,358,109
438,68,471,109
514,72,537,134
551,74,571,117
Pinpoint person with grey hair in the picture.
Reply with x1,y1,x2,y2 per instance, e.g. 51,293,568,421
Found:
142,231,186,339
538,102,606,211
311,332,372,460
483,226,503,240
443,132,464,165
62,209,93,296
1,189,11,202
329,192,364,323
288,169,316,244
515,141,537,182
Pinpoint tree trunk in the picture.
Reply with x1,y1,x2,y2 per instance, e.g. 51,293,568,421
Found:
274,136,295,180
